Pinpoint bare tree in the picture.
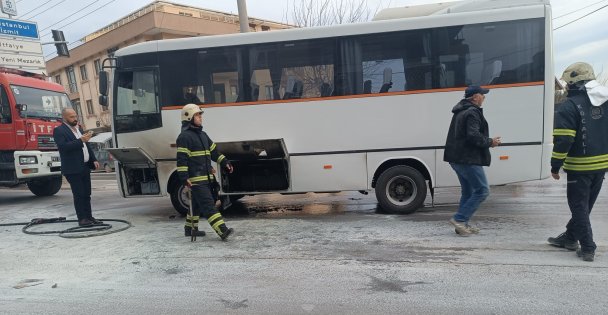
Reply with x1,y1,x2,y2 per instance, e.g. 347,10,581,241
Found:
280,0,388,98
285,0,387,27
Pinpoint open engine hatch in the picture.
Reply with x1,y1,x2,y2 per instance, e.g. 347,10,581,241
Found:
106,147,159,196
216,139,290,193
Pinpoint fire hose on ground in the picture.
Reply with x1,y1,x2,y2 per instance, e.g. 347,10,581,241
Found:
0,217,132,238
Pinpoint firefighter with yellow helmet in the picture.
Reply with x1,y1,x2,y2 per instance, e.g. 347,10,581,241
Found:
176,104,234,240
548,62,608,262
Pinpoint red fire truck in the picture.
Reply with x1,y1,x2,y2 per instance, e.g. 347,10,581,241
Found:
0,68,71,196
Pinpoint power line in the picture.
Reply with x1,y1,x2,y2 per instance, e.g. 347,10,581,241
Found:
554,4,608,30
27,0,67,20
40,0,101,32
43,0,118,58
45,39,82,59
19,0,54,19
41,0,117,38
553,0,608,19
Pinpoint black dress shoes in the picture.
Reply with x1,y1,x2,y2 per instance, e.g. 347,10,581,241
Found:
78,219,94,226
89,217,103,224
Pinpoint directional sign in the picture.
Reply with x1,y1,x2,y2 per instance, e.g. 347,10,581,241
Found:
0,52,44,68
0,37,42,54
0,18,38,39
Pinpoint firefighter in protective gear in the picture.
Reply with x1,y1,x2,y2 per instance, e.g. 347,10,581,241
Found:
547,62,608,262
176,104,235,240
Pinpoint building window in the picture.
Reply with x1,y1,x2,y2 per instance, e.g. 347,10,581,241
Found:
261,25,270,31
94,59,101,76
72,100,81,117
179,11,193,17
66,66,78,93
54,75,62,85
86,100,94,115
79,65,88,81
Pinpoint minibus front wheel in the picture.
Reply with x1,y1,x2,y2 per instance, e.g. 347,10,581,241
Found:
169,182,189,216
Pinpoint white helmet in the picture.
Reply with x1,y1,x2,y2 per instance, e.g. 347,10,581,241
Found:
181,103,203,122
561,62,595,85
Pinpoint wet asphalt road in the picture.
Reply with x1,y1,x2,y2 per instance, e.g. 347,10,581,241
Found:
1,174,607,314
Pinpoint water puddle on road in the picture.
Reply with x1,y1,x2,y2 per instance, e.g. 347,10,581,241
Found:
225,192,376,218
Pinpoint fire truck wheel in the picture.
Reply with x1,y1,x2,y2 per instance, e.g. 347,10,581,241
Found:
375,165,426,214
27,176,63,197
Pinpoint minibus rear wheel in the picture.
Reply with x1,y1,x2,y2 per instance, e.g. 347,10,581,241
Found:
375,165,426,214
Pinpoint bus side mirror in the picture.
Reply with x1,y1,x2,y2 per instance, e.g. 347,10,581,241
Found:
99,95,108,107
99,71,109,96
16,104,27,112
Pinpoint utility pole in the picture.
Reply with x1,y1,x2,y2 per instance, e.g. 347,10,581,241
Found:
237,0,249,33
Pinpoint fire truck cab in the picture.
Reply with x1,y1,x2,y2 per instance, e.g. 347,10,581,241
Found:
0,68,71,196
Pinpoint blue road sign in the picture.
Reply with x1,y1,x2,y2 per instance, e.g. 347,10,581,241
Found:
0,18,39,39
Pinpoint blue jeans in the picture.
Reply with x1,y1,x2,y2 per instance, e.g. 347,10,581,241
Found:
450,163,490,223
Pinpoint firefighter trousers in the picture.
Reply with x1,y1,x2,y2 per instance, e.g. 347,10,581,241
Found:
566,172,605,252
185,183,229,237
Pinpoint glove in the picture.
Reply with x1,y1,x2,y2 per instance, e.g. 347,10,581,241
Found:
224,162,234,174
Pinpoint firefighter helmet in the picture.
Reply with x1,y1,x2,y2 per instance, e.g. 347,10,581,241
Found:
181,103,203,121
561,62,595,85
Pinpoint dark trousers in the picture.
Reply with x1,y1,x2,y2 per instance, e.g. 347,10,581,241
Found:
64,169,92,221
566,172,605,252
191,184,218,219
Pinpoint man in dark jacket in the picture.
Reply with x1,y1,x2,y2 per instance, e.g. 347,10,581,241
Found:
444,86,501,236
547,62,608,262
176,104,234,240
53,108,100,226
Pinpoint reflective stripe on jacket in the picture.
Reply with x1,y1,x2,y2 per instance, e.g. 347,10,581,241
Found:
176,123,228,184
551,90,608,174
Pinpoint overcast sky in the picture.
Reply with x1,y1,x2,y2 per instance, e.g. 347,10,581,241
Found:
5,0,608,78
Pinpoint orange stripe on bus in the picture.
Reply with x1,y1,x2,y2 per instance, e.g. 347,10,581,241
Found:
161,81,544,110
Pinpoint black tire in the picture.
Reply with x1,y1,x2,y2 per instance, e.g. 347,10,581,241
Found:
170,183,235,216
169,182,189,216
375,165,427,214
27,176,62,197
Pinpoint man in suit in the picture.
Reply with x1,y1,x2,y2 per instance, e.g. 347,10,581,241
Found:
54,108,100,226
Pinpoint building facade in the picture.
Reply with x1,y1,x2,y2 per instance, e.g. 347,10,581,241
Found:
46,1,291,132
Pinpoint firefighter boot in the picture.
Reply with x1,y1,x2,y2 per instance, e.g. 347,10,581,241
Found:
184,227,206,237
219,226,234,241
207,213,234,241
185,216,206,237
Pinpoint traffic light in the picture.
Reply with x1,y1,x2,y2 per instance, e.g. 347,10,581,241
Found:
51,30,70,57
